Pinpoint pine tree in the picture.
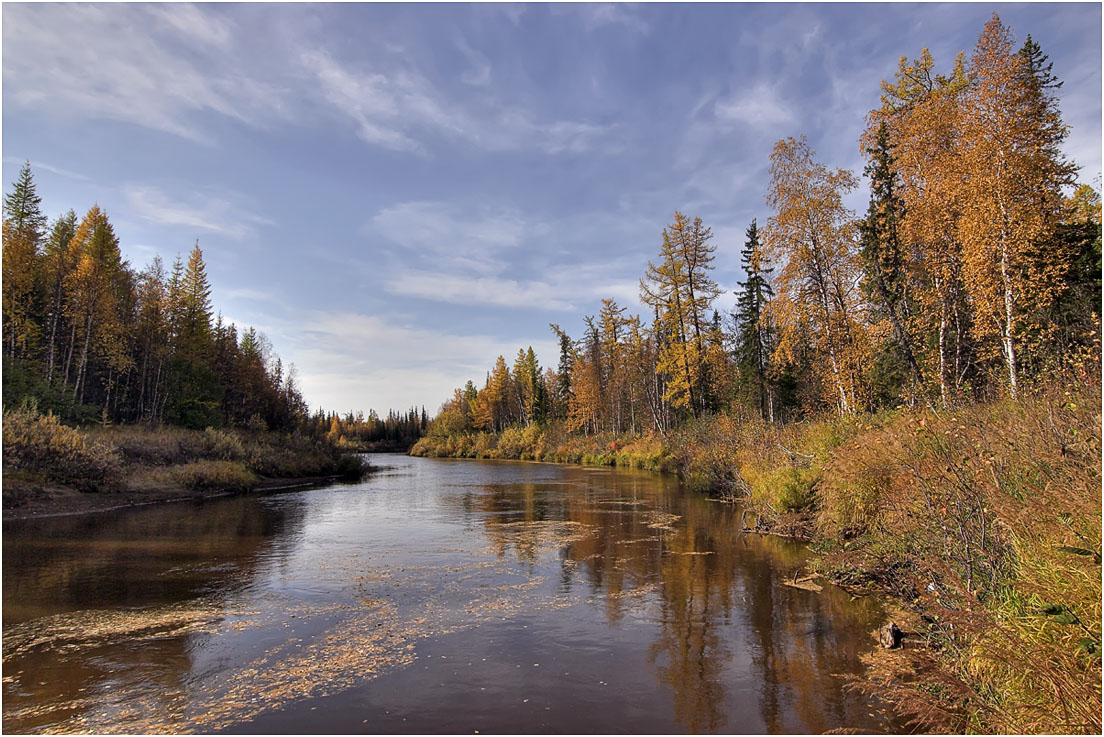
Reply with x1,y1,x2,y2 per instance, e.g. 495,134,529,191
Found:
2,164,48,358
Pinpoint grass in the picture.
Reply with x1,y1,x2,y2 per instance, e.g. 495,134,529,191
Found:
2,408,371,497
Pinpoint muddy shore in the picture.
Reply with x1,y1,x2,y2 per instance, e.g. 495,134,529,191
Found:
1,475,343,521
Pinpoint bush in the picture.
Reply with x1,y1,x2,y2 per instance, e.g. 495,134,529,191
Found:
753,465,819,512
202,427,246,461
335,453,370,480
168,461,255,491
2,407,121,491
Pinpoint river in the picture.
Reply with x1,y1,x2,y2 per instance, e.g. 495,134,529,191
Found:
3,455,898,733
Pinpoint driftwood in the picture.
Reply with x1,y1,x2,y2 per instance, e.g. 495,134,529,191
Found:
782,573,824,592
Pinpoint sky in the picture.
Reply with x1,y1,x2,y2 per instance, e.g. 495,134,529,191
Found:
3,2,1101,416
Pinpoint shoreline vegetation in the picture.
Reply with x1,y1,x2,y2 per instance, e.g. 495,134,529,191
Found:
412,386,1102,733
408,17,1102,733
2,406,373,520
2,10,1100,736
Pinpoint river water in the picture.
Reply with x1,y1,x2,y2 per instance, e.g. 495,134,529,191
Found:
3,455,898,734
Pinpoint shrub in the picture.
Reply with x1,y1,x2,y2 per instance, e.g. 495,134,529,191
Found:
168,461,255,491
2,407,121,491
335,453,370,480
202,427,246,461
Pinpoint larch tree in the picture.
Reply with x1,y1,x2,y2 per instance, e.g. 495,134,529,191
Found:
42,210,78,381
640,212,721,417
63,206,129,403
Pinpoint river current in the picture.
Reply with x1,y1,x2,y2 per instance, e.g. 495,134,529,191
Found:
3,455,897,733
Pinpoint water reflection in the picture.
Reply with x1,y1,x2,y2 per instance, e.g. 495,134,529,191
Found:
450,464,888,733
3,496,308,732
4,457,894,734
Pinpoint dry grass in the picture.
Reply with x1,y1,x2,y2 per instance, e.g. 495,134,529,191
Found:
2,407,121,491
3,412,369,497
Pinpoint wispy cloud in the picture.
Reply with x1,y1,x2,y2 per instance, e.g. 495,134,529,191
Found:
576,4,650,35
301,48,614,155
2,4,286,143
714,85,794,128
368,201,532,274
456,36,492,87
388,271,576,311
2,157,89,181
124,185,273,240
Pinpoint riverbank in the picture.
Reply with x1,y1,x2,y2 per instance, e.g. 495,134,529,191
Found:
2,408,371,520
412,387,1102,734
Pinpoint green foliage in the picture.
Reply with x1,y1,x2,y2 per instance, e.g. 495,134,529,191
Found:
753,465,819,512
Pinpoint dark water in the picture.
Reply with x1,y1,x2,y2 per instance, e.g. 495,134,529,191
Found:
3,456,898,734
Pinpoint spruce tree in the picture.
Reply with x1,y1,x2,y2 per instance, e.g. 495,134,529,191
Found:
3,161,47,243
859,121,927,405
733,220,775,420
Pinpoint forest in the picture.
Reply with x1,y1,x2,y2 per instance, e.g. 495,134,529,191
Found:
411,17,1102,734
1,162,425,453
421,18,1099,441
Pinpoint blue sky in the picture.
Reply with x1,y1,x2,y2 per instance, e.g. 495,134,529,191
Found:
3,2,1101,415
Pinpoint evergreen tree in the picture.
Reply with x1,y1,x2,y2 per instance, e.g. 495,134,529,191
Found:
733,220,776,420
859,121,928,405
3,161,48,243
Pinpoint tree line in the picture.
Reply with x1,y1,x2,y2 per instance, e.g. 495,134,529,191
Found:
1,168,422,444
432,15,1100,436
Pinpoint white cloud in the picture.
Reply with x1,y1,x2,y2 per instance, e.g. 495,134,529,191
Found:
124,185,273,240
577,4,650,35
714,85,794,128
388,271,576,311
276,311,559,413
368,201,532,274
149,3,233,49
301,49,614,155
2,4,287,143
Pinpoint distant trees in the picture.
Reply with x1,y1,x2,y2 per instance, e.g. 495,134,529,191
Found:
310,406,425,450
425,14,1098,441
1,165,313,431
